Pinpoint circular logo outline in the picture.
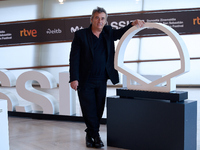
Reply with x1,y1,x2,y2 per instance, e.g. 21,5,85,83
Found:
114,23,190,92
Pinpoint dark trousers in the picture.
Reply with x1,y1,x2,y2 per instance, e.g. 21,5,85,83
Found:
77,79,107,138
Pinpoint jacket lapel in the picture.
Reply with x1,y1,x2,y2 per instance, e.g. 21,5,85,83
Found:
86,26,94,58
102,31,110,61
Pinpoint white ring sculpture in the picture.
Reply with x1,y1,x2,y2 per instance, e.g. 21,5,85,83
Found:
114,23,190,92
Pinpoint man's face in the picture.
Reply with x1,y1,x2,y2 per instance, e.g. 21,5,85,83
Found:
91,12,107,31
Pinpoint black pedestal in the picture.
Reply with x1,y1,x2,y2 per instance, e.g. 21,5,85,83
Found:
107,96,197,150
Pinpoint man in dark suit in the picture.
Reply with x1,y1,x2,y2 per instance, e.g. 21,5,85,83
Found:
69,7,144,148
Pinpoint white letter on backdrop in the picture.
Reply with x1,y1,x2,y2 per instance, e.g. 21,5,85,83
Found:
16,70,59,114
59,71,76,116
0,69,19,111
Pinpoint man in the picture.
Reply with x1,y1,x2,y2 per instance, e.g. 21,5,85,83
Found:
69,7,144,148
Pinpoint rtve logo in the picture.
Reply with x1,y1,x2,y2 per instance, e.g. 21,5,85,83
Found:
193,17,200,25
20,29,37,37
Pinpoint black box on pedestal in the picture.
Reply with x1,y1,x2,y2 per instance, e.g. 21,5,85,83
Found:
117,87,188,102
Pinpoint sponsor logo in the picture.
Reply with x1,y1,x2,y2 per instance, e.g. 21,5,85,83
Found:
0,30,12,40
193,17,200,25
46,28,62,34
70,26,84,33
20,29,37,37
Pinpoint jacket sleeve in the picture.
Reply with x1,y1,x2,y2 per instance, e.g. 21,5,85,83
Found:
69,31,81,83
112,23,133,41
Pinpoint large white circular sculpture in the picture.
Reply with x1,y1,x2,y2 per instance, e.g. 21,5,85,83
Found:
114,23,190,92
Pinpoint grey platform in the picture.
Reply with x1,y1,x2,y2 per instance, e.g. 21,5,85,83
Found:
107,90,197,150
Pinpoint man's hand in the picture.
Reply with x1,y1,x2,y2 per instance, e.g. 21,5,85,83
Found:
70,80,79,91
132,19,145,28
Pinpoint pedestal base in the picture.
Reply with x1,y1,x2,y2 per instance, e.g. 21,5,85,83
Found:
107,96,197,150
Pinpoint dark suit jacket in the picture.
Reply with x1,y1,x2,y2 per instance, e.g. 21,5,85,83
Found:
69,23,132,87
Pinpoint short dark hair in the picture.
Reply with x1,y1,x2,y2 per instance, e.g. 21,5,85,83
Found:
91,7,108,20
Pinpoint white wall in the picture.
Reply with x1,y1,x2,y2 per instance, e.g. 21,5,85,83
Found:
40,43,70,83
143,0,200,11
0,0,43,22
43,0,143,18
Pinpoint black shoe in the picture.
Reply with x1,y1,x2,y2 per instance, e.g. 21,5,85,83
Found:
86,134,94,148
94,136,104,148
